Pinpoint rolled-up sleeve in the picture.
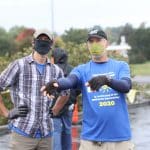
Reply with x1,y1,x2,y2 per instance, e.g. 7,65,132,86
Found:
0,60,19,91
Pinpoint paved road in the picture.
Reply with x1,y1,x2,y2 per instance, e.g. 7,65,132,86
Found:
132,76,150,84
1,105,150,150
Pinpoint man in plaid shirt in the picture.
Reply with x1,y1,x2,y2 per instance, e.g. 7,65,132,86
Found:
0,29,69,150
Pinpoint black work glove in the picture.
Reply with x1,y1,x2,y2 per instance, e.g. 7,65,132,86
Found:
8,105,29,119
88,75,111,91
45,80,59,96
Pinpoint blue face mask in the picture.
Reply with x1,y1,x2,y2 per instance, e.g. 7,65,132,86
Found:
34,39,52,55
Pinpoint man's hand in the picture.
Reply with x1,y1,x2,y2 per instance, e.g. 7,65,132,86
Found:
8,105,29,119
41,79,59,98
87,75,111,91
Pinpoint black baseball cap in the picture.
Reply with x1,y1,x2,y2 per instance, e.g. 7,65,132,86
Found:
87,28,107,41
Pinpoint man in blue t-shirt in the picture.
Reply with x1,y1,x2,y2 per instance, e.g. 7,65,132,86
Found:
42,28,134,150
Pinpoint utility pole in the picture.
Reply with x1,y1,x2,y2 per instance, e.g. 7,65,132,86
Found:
51,0,54,35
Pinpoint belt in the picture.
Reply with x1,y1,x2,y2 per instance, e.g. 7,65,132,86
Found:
92,141,103,146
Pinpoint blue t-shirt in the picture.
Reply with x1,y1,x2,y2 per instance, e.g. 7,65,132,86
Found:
71,58,131,142
36,63,46,75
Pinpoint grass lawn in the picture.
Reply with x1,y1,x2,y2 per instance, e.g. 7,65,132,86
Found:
130,61,150,76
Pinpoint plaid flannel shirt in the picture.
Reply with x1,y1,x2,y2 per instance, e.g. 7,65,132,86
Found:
0,54,69,137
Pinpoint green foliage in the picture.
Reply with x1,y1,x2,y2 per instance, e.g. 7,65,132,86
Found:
0,36,11,56
54,37,65,48
118,23,134,44
0,47,32,73
15,28,35,53
109,24,150,64
108,52,128,62
0,27,7,35
15,37,32,53
64,42,90,66
11,47,32,60
130,61,150,76
128,51,147,64
105,26,124,43
8,26,25,39
0,91,13,125
0,26,26,57
128,28,150,63
0,56,11,72
62,28,88,44
0,27,14,56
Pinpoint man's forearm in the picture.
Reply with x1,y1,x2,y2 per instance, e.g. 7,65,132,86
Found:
109,77,132,93
58,74,78,90
52,95,69,116
0,94,9,117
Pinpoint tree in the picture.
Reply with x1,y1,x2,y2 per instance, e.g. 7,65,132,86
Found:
0,27,15,56
62,28,88,44
63,42,90,66
8,26,25,39
128,27,150,63
53,36,65,48
118,23,134,44
15,28,35,52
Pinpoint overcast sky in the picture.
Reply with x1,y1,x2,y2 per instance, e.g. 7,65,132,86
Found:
0,0,150,34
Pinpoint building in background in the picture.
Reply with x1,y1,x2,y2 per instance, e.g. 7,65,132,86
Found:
107,36,131,58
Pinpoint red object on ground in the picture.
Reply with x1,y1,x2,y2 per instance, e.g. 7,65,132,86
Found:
72,103,79,124
72,103,80,150
72,126,79,150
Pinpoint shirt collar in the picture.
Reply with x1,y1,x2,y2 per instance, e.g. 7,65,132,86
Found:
26,53,51,65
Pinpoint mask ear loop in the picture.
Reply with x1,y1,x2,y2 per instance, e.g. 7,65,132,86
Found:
49,42,53,50
31,39,36,51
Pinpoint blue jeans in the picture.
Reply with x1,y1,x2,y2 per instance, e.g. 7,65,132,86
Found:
53,110,73,150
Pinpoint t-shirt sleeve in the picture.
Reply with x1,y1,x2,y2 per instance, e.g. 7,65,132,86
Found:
70,65,83,88
119,62,131,79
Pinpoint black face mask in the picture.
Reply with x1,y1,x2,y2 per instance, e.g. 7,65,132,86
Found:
34,39,52,55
